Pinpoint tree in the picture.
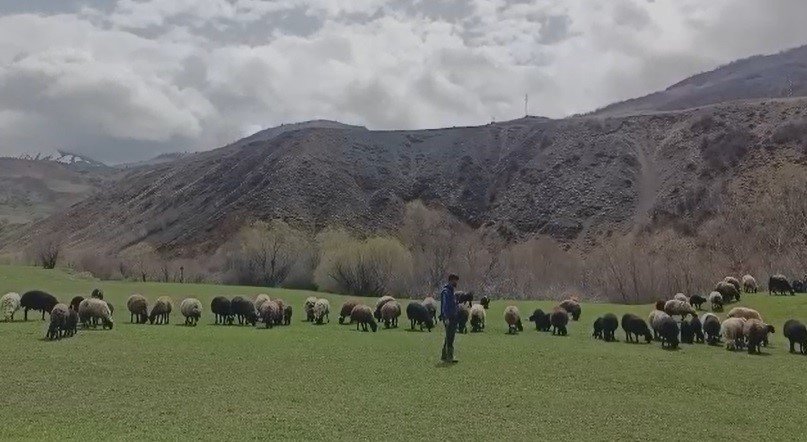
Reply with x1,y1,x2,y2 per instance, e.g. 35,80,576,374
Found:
34,238,61,269
223,220,310,287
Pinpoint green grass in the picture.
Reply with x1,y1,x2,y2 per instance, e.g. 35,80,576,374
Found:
1,265,807,440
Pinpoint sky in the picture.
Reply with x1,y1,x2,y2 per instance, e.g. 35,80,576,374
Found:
1,0,807,163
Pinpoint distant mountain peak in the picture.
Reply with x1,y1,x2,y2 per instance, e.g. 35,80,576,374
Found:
17,149,108,171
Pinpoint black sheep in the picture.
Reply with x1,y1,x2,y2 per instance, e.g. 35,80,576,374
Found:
680,320,694,344
784,319,807,354
528,309,551,332
592,317,604,339
231,296,257,326
91,288,104,300
689,295,706,310
480,296,490,309
406,302,434,331
46,305,68,340
769,274,794,296
690,316,704,343
211,296,233,325
69,296,84,312
283,305,292,326
20,290,59,321
456,305,469,334
455,291,474,308
703,315,721,345
550,309,568,336
620,314,653,343
601,313,618,342
64,309,79,337
658,316,680,349
792,280,805,294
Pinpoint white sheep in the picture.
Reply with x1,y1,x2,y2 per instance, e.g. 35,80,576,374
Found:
720,317,747,350
742,274,757,293
304,296,318,322
727,307,763,322
313,298,330,324
253,294,270,312
663,299,696,320
503,305,523,334
673,293,688,302
708,291,723,311
470,304,486,332
180,298,203,326
1,292,21,321
78,298,114,329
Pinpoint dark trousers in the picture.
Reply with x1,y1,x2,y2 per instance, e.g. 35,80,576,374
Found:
442,318,457,360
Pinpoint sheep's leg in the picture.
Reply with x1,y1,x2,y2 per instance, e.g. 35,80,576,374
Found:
24,308,28,321
790,341,795,353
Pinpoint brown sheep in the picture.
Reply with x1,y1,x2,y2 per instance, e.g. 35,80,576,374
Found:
350,304,377,332
338,300,359,324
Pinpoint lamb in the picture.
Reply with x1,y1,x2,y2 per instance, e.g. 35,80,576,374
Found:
708,291,723,312
406,302,434,332
503,306,523,334
469,304,486,332
769,274,794,296
528,309,551,332
274,299,287,322
664,299,696,320
680,320,694,344
211,296,233,325
558,299,581,321
313,299,330,324
715,281,740,303
126,294,148,324
350,304,378,332
456,304,469,333
148,296,173,325
20,290,59,321
592,317,604,339
783,319,807,354
180,298,202,326
69,296,84,313
657,316,680,349
689,316,704,343
380,301,401,329
650,310,671,341
374,296,395,322
480,296,490,309
455,291,473,307
723,276,741,293
46,303,69,340
304,296,317,322
744,319,773,354
689,294,706,310
550,308,569,336
283,305,293,325
65,308,78,337
701,313,721,345
601,313,618,342
421,297,438,323
742,274,758,293
253,294,271,312
230,296,257,326
259,300,281,329
78,298,113,329
673,293,688,303
338,300,359,324
620,314,653,343
1,292,21,321
720,317,747,350
727,307,763,322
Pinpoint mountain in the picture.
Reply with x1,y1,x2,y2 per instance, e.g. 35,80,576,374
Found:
118,152,193,169
18,149,111,173
594,45,807,116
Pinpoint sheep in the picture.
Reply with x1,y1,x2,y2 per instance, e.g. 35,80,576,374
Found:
680,320,694,344
259,300,281,329
46,303,69,340
701,313,721,345
180,298,202,326
592,318,604,339
313,299,330,324
381,301,401,329
664,299,696,320
304,296,317,322
558,299,581,321
503,306,523,334
350,304,377,332
211,296,233,325
783,319,807,354
742,274,758,293
600,313,618,342
230,296,257,326
673,293,688,303
456,291,473,308
723,276,741,293
69,296,84,313
283,305,293,325
708,291,723,312
470,304,486,332
550,308,569,336
528,309,551,332
658,316,679,349
654,300,666,311
689,316,705,343
727,307,763,322
794,279,806,293
274,299,287,323
422,297,438,323
650,310,671,341
715,281,740,303
480,296,490,309
721,317,747,350
338,300,359,324
769,274,794,296
253,294,270,312
126,294,148,324
744,319,774,354
20,290,58,321
406,302,434,332
689,294,706,310
148,296,173,325
78,298,113,329
621,314,653,343
1,292,21,322
374,296,395,322
456,304,469,333
65,308,78,337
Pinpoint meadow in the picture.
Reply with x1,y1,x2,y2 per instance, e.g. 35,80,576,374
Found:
1,265,807,440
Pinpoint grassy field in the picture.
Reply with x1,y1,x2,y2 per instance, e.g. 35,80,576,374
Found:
1,265,807,440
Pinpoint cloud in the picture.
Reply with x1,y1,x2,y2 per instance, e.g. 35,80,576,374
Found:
0,0,806,163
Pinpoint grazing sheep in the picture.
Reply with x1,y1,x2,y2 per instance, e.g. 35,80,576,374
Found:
374,296,395,322
470,304,486,332
715,281,740,303
783,319,807,354
650,310,671,341
259,300,281,329
180,298,202,326
274,299,287,322
304,296,317,322
621,314,653,343
338,300,359,324
313,299,330,324
689,316,704,343
721,317,747,350
723,277,741,293
689,295,706,310
664,299,696,320
794,279,806,293
455,291,473,308
550,308,569,336
744,319,773,354
558,299,581,321
592,317,604,339
64,308,78,337
673,293,688,303
701,313,721,345
742,274,758,293
46,303,69,340
90,288,104,300
658,317,680,349
422,297,438,323
149,296,174,325
126,294,148,324
654,300,666,311
231,296,257,326
1,292,21,322
283,305,293,325
406,302,434,332
78,298,113,329
380,301,401,329
503,306,523,334
211,296,233,325
769,274,794,296
528,309,551,332
480,296,490,309
600,313,618,342
350,304,378,332
680,320,694,344
455,304,469,333
708,291,724,312
253,294,270,312
69,296,84,313
727,307,763,322
20,290,59,321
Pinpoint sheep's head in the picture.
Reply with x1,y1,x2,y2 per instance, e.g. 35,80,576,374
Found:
425,317,435,329
480,297,490,309
369,320,378,332
643,331,653,343
767,324,776,334
103,318,114,329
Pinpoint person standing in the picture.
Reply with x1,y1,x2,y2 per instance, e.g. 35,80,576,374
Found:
440,274,460,363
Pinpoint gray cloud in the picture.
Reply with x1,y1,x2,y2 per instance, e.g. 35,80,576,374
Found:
0,0,806,163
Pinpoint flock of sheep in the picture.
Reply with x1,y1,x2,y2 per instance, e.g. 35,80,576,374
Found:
1,274,805,355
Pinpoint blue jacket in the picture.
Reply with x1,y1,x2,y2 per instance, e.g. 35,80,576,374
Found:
440,283,457,320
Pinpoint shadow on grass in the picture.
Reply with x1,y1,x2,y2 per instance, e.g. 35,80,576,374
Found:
404,328,432,333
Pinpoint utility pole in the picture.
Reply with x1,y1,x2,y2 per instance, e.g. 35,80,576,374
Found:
524,94,529,117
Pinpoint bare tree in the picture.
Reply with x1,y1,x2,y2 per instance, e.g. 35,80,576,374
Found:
34,238,61,269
